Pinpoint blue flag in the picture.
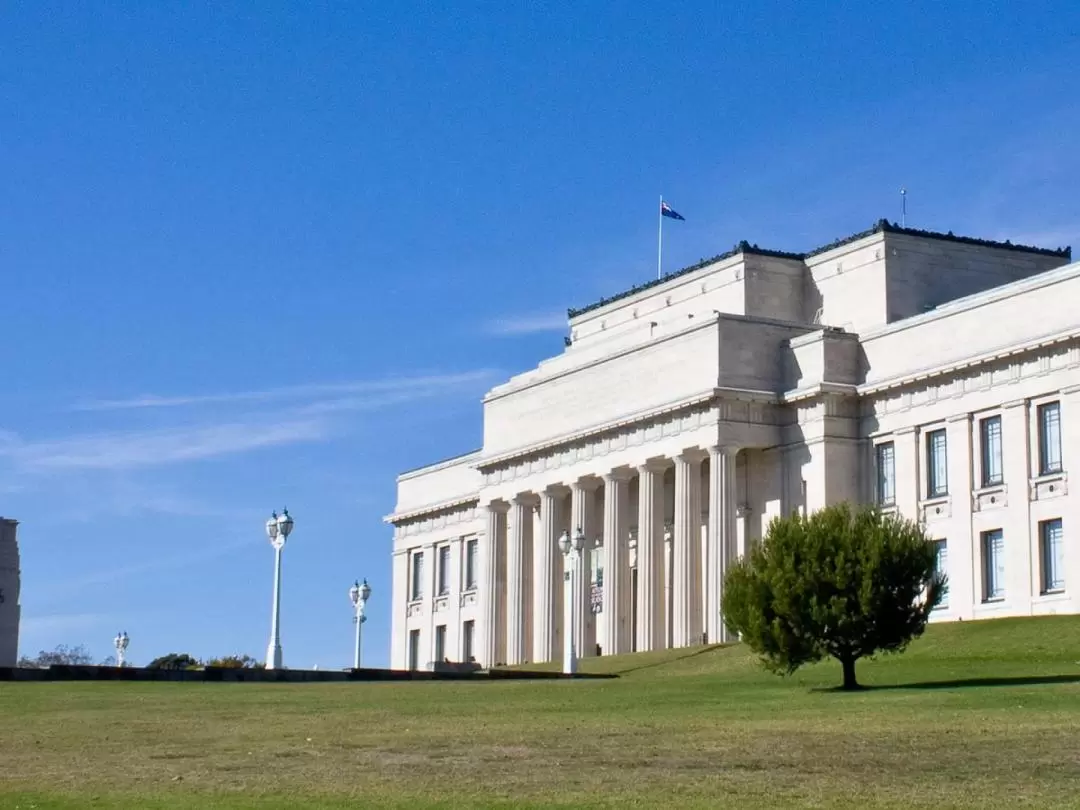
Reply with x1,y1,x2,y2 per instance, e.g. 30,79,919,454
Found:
660,201,685,221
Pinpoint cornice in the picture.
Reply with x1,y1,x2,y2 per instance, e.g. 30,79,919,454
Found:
383,495,480,525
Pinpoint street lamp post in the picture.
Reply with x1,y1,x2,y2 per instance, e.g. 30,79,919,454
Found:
265,508,295,670
113,631,129,668
349,578,372,669
559,527,586,675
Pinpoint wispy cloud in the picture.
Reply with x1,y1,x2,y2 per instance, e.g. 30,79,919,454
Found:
72,370,499,411
485,313,566,336
2,418,328,471
20,613,112,636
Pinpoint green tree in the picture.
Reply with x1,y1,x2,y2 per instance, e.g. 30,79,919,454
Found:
205,654,263,669
17,644,95,668
721,502,946,690
146,652,202,670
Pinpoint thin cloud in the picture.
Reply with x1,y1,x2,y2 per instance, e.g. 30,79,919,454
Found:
485,313,567,336
3,418,328,471
19,613,112,636
73,370,499,411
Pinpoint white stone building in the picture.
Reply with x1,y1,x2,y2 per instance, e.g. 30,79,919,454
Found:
386,220,1077,671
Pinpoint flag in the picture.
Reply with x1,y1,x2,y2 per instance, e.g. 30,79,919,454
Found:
660,201,685,221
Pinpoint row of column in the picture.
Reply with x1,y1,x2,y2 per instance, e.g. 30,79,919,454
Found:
482,445,739,667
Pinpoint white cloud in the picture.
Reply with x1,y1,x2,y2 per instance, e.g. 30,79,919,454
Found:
485,313,567,336
73,370,499,411
2,418,328,471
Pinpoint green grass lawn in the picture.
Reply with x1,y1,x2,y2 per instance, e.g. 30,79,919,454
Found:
3,616,1080,809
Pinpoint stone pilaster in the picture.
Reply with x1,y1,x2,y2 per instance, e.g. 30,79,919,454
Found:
506,494,536,665
533,486,565,663
570,478,600,657
673,450,704,647
482,501,508,668
602,469,632,656
635,461,666,652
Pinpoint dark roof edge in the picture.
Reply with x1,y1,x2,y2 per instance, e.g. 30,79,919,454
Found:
567,220,1072,319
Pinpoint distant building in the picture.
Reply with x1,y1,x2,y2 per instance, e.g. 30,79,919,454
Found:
385,220,1077,670
0,518,20,667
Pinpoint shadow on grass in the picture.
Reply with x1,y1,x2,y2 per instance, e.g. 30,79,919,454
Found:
813,674,1080,693
612,644,727,675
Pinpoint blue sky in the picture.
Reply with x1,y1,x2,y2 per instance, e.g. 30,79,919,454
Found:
2,2,1078,667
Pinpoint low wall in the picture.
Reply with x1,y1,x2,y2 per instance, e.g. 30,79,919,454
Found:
0,664,617,683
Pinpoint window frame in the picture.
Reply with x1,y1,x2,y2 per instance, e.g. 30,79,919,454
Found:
464,537,479,591
434,624,447,662
1037,401,1063,476
437,544,451,596
979,415,1004,488
1039,518,1065,594
875,441,896,506
462,619,475,662
925,428,949,499
981,529,1005,602
407,629,421,671
409,551,424,601
932,538,949,609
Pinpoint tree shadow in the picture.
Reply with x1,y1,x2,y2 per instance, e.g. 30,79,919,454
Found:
612,645,727,675
813,674,1080,692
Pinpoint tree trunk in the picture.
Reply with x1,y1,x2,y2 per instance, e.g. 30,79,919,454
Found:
840,656,859,690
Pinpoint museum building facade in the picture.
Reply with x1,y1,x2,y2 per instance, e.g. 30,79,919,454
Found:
385,221,1078,670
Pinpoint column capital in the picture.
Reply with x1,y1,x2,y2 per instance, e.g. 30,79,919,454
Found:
706,444,739,458
570,475,602,492
602,466,634,484
677,447,708,464
511,492,540,507
636,456,670,474
485,499,510,513
542,483,570,497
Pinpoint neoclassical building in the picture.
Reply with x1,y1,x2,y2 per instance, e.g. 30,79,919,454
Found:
386,220,1078,671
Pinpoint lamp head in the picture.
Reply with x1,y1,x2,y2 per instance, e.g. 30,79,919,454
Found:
572,527,586,552
558,530,571,556
276,508,294,538
360,578,372,602
349,580,360,606
266,511,279,540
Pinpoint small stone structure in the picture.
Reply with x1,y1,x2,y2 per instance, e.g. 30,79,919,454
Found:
0,518,19,668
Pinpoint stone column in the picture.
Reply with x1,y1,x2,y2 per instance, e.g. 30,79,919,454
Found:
707,446,738,643
389,547,409,670
636,461,667,651
482,501,508,668
506,494,535,665
602,469,631,656
570,478,599,657
533,486,565,663
673,450,704,647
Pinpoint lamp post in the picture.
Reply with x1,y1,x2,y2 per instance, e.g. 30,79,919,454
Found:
559,527,586,675
349,578,372,669
113,631,129,668
265,508,295,670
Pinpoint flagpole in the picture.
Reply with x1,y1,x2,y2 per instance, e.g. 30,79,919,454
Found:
657,194,663,280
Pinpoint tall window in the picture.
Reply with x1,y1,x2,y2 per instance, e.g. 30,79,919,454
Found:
876,442,896,506
1040,519,1065,594
980,416,1003,487
464,538,479,590
410,551,424,601
462,620,475,662
437,545,451,596
408,629,421,671
981,529,1005,602
1038,402,1063,475
434,625,447,662
926,429,948,498
933,539,949,608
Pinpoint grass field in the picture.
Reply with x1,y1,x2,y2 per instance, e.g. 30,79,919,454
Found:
3,616,1080,809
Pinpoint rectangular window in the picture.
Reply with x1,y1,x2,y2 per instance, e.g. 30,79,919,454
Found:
464,538,479,590
410,551,424,601
408,629,421,671
1040,519,1065,594
434,625,447,662
462,620,475,662
933,539,948,608
980,416,1003,487
876,442,896,506
981,529,1005,602
437,545,450,596
926,429,948,498
1038,402,1063,475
